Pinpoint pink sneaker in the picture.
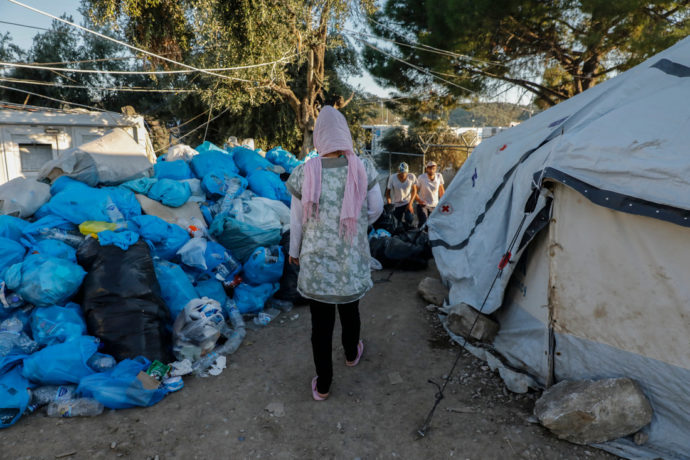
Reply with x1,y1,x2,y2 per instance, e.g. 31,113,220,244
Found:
311,376,329,401
345,340,364,367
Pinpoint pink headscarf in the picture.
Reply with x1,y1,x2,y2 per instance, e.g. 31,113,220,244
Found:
302,106,368,243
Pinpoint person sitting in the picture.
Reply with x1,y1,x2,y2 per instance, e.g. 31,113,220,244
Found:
385,162,417,228
414,160,445,229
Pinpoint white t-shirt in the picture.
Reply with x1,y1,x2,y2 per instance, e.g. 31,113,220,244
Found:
387,173,416,207
416,173,444,207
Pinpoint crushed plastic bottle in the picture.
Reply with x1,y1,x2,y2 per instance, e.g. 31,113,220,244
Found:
104,196,126,229
223,300,245,330
46,398,104,418
252,308,281,327
0,409,19,425
29,385,77,407
38,228,84,247
191,327,246,376
86,352,117,372
0,282,23,310
0,317,38,356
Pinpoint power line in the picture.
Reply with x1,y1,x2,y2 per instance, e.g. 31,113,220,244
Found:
0,19,49,31
156,107,230,154
0,76,198,93
7,0,282,84
0,84,106,111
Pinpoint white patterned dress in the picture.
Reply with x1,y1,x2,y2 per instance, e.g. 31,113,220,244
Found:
286,156,378,303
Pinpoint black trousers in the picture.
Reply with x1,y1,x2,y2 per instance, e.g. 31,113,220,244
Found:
310,299,360,394
416,204,435,229
392,204,415,228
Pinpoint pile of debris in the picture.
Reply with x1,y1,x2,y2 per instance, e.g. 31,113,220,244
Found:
0,137,305,427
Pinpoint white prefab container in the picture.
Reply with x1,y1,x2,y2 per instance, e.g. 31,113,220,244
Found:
0,104,155,184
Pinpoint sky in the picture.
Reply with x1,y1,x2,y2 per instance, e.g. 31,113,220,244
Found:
0,0,394,98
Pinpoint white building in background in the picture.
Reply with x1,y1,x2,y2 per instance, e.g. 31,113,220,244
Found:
0,103,154,184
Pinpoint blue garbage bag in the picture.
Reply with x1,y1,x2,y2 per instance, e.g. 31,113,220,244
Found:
153,260,197,321
20,215,75,246
265,146,302,174
176,238,231,273
29,239,77,262
200,171,248,199
195,140,227,156
77,356,169,409
232,146,274,176
0,216,28,242
154,160,192,181
0,238,26,277
98,230,140,250
210,215,280,262
30,303,86,346
22,335,99,384
0,366,31,429
129,215,190,260
195,278,228,308
234,282,279,314
242,246,284,285
39,178,141,224
247,170,291,206
120,177,157,195
147,178,191,207
4,254,86,307
191,144,239,178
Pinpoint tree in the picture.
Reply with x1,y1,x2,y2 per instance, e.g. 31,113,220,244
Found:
85,0,376,157
364,1,690,107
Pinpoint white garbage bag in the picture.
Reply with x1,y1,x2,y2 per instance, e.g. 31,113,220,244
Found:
0,177,51,218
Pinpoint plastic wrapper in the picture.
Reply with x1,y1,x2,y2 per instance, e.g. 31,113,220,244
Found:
0,177,51,218
4,254,86,307
77,238,172,362
172,297,224,362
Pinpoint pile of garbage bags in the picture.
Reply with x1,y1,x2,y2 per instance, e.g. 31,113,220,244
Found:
368,204,433,270
0,140,306,428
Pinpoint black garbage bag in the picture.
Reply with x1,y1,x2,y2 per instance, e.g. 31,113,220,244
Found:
397,229,433,260
77,238,172,362
372,204,405,235
273,231,307,304
369,232,429,271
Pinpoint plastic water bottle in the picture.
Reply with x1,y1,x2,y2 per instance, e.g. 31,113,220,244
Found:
46,398,104,418
30,385,77,407
86,352,117,372
39,228,84,247
223,300,245,330
105,196,126,229
0,282,23,309
252,308,280,327
0,318,38,357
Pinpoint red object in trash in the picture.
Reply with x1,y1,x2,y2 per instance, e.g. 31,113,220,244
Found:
498,252,512,269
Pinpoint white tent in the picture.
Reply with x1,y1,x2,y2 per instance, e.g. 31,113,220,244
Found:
429,37,690,459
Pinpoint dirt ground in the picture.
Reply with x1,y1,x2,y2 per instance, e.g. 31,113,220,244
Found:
2,262,618,460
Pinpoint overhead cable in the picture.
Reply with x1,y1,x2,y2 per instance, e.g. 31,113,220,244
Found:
0,76,198,93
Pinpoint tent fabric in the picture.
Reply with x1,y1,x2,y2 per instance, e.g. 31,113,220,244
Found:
429,37,690,460
429,36,690,315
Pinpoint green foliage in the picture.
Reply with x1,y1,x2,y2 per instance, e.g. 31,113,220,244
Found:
365,0,690,107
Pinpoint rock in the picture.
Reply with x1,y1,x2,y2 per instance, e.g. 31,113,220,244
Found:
498,366,539,394
417,277,448,306
264,402,285,417
534,378,653,444
446,303,499,343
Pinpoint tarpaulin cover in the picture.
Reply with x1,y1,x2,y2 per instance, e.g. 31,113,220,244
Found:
77,238,172,362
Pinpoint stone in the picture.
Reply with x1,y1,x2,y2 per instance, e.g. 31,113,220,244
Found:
264,402,285,417
534,378,653,444
446,303,499,343
417,277,448,306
